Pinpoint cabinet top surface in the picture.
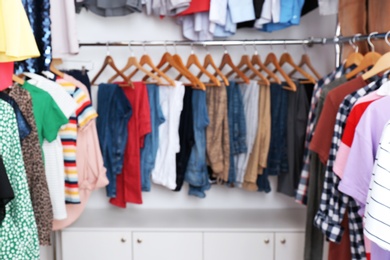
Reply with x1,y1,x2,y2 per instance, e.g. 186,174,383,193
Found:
63,209,306,232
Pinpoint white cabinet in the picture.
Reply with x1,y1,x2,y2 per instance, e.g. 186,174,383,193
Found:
62,231,132,260
204,232,274,260
133,232,202,260
275,232,305,260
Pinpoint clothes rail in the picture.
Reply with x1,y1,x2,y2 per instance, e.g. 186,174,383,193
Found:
78,32,390,48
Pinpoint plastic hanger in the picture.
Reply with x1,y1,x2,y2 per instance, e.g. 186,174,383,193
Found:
127,43,175,86
248,45,281,84
178,44,220,87
108,43,163,85
288,44,321,80
362,31,390,81
345,34,364,68
264,45,296,91
91,43,130,87
277,42,316,85
226,43,269,86
346,32,382,80
197,44,229,86
218,45,250,84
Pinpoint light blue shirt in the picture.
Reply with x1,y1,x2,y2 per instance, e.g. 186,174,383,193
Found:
214,6,237,38
228,0,255,23
261,0,304,32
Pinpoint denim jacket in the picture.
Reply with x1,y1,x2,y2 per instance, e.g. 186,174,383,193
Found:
96,84,132,198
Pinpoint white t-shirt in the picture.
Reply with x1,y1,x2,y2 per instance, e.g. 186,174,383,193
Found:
209,0,228,25
50,0,79,57
152,81,185,189
235,80,260,185
25,73,77,220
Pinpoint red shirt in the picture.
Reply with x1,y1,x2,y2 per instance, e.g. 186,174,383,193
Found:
110,82,151,207
177,0,210,16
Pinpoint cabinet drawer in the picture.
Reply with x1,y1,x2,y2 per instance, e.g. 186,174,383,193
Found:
275,232,304,260
133,232,202,260
62,231,132,260
204,232,274,260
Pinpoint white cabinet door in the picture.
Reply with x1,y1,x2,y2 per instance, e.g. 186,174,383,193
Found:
62,231,132,260
275,232,304,260
133,232,202,260
204,232,274,260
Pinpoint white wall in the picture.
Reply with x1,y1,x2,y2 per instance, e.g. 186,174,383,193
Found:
60,8,337,211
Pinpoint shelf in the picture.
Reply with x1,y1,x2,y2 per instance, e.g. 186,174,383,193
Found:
63,208,306,232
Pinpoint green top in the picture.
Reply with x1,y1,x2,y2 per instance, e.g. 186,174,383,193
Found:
22,81,68,146
0,100,40,259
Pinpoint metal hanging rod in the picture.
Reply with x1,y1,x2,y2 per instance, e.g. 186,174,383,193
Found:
78,32,390,48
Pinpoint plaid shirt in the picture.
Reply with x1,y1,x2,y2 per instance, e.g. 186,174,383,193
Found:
314,74,389,260
295,64,346,205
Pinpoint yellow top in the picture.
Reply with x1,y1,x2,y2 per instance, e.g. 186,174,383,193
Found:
0,0,40,62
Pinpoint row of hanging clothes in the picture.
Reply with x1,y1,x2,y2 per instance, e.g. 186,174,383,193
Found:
88,41,320,208
299,32,390,260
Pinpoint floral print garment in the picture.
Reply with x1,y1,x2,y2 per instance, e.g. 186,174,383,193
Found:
0,100,40,259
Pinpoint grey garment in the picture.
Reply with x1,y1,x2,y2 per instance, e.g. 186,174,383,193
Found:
277,83,309,197
313,75,347,127
304,152,326,260
149,0,191,16
84,0,142,17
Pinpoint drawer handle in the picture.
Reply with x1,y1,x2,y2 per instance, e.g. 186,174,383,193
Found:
137,239,143,244
264,238,270,244
121,238,126,243
280,239,286,244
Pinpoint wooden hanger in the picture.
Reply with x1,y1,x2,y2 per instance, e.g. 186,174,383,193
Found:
226,51,270,86
218,47,250,84
127,51,175,86
178,46,220,87
278,51,317,84
12,74,25,85
49,58,65,78
288,46,321,81
362,32,390,80
197,46,229,86
264,51,296,91
172,53,205,90
249,51,281,84
346,32,382,80
91,45,130,87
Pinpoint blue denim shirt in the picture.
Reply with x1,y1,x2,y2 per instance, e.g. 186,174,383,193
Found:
185,89,210,198
96,84,132,198
141,84,165,192
0,92,31,140
226,81,247,184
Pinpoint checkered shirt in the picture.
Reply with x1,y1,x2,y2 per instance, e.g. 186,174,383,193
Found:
295,64,346,205
314,74,389,260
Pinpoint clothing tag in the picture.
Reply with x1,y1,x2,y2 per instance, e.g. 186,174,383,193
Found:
42,70,55,80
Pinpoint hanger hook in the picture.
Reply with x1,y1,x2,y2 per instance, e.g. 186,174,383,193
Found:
352,33,361,53
253,44,258,55
283,40,287,53
128,42,134,57
368,32,378,52
385,31,390,46
242,42,247,54
164,41,168,52
190,43,194,54
203,43,209,54
223,44,228,54
302,43,308,54
173,42,177,54
106,42,110,56
142,41,147,54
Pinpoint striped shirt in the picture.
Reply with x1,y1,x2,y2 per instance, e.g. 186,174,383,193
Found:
56,78,97,204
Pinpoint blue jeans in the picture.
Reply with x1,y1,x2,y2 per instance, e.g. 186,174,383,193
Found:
96,84,132,198
258,83,289,192
141,84,165,192
186,90,210,198
226,81,247,185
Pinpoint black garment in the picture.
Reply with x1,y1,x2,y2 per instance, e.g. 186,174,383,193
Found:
0,92,31,140
277,82,310,197
63,69,92,98
237,20,255,29
174,87,195,191
15,0,52,73
301,0,318,16
254,0,266,18
0,156,14,225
